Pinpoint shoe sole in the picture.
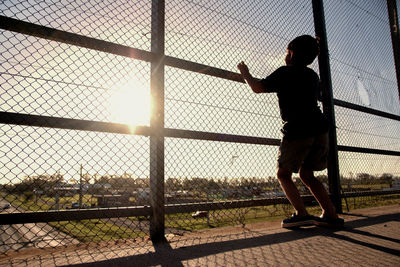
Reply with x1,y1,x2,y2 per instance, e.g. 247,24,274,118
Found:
314,221,344,228
281,219,315,228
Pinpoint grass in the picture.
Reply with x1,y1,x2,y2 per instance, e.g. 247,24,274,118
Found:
165,204,323,231
342,194,400,211
3,193,147,242
3,190,400,243
4,194,50,211
49,220,146,242
165,194,400,231
4,193,96,211
342,183,392,190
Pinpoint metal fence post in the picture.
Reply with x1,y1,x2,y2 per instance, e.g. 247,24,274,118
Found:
150,0,165,241
312,0,342,213
387,0,400,103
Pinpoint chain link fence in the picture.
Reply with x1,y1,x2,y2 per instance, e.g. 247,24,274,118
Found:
0,0,399,257
323,0,400,210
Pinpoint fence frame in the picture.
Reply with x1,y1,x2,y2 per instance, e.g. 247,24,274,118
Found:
149,0,166,241
312,0,342,212
387,0,400,102
0,0,399,241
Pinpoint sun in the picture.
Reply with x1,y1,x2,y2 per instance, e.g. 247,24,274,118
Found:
110,79,150,127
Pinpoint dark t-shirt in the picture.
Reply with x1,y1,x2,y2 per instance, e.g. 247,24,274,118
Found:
260,66,328,139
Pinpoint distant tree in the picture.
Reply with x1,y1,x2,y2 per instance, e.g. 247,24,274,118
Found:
356,173,375,184
166,178,182,191
207,179,219,192
82,173,92,184
13,172,65,196
69,178,78,185
380,173,393,186
182,178,192,191
96,175,111,185
266,176,279,188
316,175,328,184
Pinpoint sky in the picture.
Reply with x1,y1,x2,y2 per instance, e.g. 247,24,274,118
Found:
0,0,399,184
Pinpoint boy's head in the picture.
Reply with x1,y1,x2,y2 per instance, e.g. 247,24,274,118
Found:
285,35,319,66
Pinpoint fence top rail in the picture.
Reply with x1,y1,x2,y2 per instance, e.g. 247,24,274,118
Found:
334,99,400,121
2,15,399,123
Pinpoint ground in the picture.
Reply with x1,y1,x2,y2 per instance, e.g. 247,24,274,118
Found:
1,205,399,266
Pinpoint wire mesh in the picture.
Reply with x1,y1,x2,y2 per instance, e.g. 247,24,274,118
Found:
0,0,153,252
335,106,400,152
324,0,400,115
339,150,400,211
165,0,316,74
0,0,399,257
0,0,151,50
165,67,281,137
0,31,151,124
163,0,320,230
324,0,400,204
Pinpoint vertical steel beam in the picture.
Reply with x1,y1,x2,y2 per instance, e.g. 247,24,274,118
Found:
150,0,165,241
312,0,342,213
387,0,400,103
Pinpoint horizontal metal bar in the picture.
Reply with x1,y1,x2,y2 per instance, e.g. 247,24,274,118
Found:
0,206,152,225
338,145,400,156
7,16,400,110
2,190,399,224
0,111,280,145
164,128,281,146
341,189,400,198
334,99,400,121
164,56,245,83
0,196,314,225
2,17,400,116
0,16,155,62
0,16,244,85
0,112,152,136
3,112,400,155
165,195,317,215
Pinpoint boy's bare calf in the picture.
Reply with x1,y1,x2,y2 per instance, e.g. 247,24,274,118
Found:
299,168,337,219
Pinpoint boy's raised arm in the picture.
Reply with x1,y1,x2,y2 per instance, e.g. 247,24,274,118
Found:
237,61,265,94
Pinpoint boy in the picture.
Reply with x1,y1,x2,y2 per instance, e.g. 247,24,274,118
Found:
237,35,343,228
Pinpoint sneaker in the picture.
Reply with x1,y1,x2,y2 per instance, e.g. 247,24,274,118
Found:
281,213,316,228
314,216,344,228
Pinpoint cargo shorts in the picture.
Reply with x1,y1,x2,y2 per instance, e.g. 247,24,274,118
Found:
278,132,329,173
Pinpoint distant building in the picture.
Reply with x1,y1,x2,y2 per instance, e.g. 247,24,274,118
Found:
94,194,130,207
53,185,78,196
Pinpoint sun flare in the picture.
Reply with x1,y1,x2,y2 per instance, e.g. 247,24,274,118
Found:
110,79,150,127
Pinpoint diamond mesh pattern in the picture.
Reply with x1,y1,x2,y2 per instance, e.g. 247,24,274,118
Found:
0,0,399,254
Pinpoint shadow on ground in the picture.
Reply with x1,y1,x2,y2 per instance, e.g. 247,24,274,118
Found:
1,206,400,267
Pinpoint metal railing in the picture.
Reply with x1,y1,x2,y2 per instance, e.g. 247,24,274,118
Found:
0,0,399,251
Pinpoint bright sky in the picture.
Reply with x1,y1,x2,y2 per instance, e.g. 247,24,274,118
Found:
0,0,399,184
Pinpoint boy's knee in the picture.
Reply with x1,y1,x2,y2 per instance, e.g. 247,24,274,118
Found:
299,168,316,187
277,168,292,182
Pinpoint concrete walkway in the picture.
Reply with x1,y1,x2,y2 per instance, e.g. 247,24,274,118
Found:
1,205,399,266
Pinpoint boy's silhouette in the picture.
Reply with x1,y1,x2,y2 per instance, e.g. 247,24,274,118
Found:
238,35,343,228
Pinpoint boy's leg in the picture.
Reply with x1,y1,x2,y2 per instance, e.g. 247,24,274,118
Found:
277,168,308,217
299,167,337,219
